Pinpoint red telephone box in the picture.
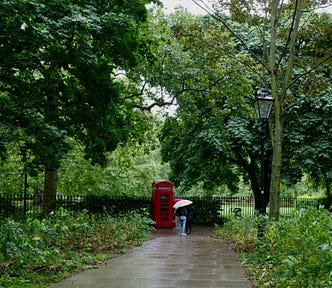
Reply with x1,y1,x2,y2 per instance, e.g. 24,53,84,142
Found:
152,180,174,228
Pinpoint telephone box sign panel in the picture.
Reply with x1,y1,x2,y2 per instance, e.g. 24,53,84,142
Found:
152,180,174,228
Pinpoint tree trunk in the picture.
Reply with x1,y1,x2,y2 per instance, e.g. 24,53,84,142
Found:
43,169,58,213
268,0,280,220
241,152,270,213
269,111,283,220
248,163,260,211
268,0,303,220
263,157,271,209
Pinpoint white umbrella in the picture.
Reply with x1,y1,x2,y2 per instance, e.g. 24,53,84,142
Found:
173,199,193,209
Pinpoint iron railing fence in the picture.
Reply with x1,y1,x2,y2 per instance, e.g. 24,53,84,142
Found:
0,194,151,218
0,193,322,224
182,196,321,224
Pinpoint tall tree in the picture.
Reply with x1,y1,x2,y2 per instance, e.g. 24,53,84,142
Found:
148,10,270,209
193,0,332,219
283,91,332,208
0,0,157,211
281,12,332,208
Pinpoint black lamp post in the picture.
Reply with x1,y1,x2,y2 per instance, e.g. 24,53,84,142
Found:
254,89,274,215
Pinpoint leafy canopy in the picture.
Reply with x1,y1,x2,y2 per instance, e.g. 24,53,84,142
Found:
0,0,156,172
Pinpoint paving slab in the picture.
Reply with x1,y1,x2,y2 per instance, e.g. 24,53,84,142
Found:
52,226,252,288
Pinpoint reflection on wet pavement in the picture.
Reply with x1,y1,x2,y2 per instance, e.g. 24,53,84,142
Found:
53,226,252,288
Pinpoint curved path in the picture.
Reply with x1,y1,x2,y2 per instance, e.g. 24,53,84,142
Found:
53,226,252,288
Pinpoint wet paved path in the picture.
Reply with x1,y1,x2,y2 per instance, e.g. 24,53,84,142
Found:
52,226,252,288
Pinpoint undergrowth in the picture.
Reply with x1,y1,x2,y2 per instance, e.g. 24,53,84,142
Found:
215,208,332,287
0,208,155,288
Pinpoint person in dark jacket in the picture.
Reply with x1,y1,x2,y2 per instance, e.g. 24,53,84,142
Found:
185,206,193,234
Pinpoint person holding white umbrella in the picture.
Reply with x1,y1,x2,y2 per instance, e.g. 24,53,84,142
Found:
173,199,193,236
173,198,182,230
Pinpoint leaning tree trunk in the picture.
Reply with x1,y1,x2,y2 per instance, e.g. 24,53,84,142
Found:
268,0,303,220
43,168,58,213
268,0,281,220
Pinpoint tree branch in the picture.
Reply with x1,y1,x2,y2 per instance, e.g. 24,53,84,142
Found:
283,0,304,94
192,0,269,72
276,1,296,70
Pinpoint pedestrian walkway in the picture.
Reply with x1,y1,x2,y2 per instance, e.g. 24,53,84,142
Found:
52,226,252,288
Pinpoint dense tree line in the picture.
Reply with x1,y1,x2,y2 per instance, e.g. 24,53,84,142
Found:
0,0,159,210
155,3,331,211
0,0,331,213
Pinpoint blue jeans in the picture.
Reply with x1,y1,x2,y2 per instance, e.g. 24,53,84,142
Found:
179,216,187,234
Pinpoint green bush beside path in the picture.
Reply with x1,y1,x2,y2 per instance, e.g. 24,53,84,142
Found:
0,208,154,288
215,208,332,287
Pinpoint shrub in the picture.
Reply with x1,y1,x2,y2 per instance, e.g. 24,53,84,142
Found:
252,208,332,287
0,208,155,287
217,209,332,287
214,215,259,253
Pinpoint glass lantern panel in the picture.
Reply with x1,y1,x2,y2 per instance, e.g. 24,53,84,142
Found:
259,100,273,119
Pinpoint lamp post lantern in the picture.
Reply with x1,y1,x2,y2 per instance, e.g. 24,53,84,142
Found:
254,89,274,216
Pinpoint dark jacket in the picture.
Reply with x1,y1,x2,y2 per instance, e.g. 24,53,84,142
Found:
176,206,188,217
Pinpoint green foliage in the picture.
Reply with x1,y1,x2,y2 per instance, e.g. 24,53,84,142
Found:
214,215,258,253
283,90,332,205
152,5,332,220
0,143,46,196
169,1,332,219
0,0,154,149
0,127,170,197
215,209,332,287
58,137,169,197
157,13,259,192
0,208,154,287
0,0,156,210
0,144,23,195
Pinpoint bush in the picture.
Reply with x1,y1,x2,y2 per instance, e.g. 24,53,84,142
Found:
216,209,332,287
252,209,331,287
0,208,155,287
214,215,258,253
